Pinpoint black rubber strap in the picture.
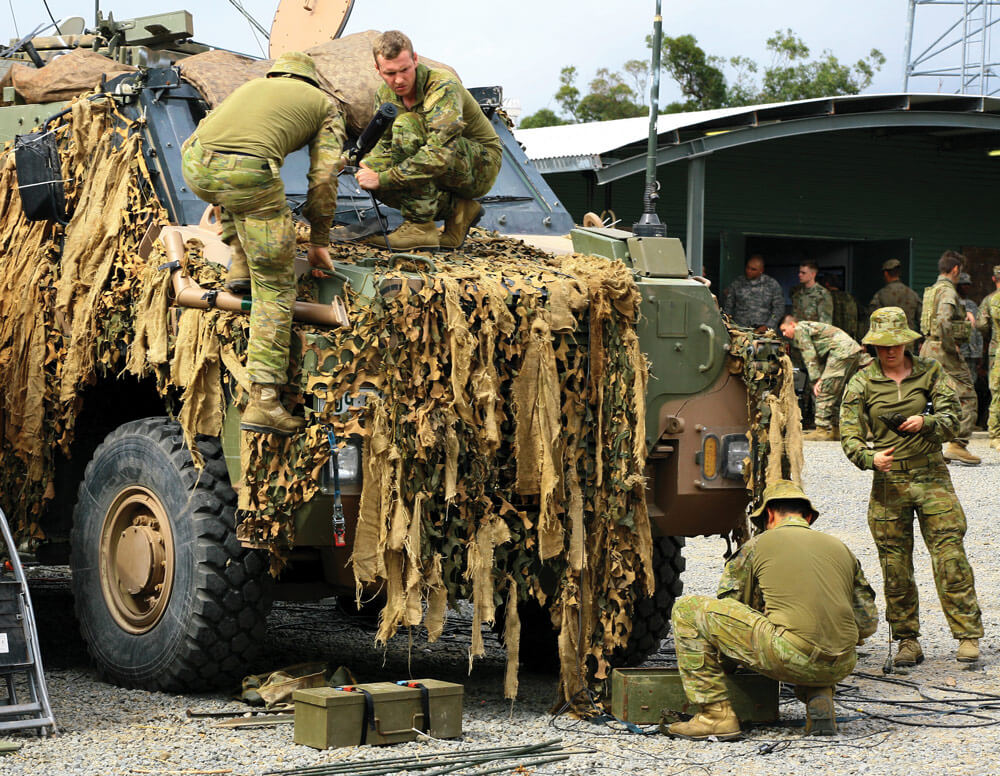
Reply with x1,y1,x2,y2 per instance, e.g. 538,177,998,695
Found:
397,681,430,733
157,260,181,272
336,686,376,745
201,289,219,308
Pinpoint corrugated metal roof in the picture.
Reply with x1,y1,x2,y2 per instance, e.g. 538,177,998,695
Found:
513,92,1000,173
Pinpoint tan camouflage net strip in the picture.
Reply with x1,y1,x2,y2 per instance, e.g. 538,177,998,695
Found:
0,96,654,704
236,242,655,703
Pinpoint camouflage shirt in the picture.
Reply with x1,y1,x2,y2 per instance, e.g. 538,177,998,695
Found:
830,289,860,340
718,515,878,654
840,355,960,470
921,275,971,352
793,321,864,383
961,298,983,360
869,280,922,332
975,288,1000,359
721,273,785,329
792,283,833,323
366,63,502,188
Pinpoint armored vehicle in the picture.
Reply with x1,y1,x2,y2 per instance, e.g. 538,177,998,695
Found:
0,9,791,697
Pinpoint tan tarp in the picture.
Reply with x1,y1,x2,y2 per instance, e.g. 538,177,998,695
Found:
7,49,136,104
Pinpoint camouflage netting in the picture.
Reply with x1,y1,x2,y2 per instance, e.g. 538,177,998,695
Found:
0,93,654,704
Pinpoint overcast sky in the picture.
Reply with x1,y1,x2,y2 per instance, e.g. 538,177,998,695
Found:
13,1,984,118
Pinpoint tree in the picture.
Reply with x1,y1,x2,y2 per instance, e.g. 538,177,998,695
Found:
576,68,646,122
656,34,728,111
519,108,567,129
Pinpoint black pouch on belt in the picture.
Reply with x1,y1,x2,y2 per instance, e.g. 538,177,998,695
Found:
14,132,68,225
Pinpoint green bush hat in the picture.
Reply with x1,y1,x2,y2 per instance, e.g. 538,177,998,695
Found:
748,479,818,527
267,51,320,88
862,306,920,346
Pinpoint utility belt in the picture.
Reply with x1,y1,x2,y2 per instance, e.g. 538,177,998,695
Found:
776,627,848,665
887,452,943,472
184,137,279,177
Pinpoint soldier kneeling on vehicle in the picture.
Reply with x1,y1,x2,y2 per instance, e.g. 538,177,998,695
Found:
667,480,878,740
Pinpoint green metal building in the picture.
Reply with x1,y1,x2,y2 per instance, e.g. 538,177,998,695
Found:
516,94,1000,306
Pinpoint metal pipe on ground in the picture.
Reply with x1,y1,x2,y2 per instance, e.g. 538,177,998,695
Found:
161,229,349,327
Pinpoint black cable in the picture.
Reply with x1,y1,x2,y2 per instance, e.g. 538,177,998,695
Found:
41,0,59,32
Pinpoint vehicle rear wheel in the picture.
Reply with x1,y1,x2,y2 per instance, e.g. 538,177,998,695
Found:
498,536,685,672
70,417,270,691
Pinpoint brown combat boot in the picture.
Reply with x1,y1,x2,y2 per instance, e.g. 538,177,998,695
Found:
957,638,980,663
990,438,1000,451
241,384,306,436
366,220,440,250
225,240,251,294
803,426,836,441
666,700,741,741
797,686,838,736
943,441,981,466
894,638,924,667
439,198,484,249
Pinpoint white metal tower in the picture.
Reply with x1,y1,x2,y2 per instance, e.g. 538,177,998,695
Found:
904,0,1000,95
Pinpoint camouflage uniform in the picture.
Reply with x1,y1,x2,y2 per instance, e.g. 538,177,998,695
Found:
840,308,984,642
182,69,344,385
673,489,877,705
919,275,977,442
792,283,833,323
869,281,922,333
364,63,501,223
975,281,1000,438
721,274,785,330
793,321,870,429
830,289,861,340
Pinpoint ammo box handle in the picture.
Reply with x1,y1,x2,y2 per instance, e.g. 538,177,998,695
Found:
698,323,716,373
374,712,425,737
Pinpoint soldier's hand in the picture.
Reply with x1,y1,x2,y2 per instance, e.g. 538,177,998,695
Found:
898,415,924,433
307,244,334,275
355,163,380,191
873,446,895,472
813,381,822,397
967,310,976,324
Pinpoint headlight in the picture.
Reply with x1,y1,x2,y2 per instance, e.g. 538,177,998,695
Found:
720,434,749,480
319,440,363,492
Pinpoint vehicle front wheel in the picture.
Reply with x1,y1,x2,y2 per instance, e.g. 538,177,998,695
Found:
70,418,270,691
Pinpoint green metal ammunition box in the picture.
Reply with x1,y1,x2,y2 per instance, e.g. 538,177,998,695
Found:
610,668,778,724
569,227,632,262
293,679,463,749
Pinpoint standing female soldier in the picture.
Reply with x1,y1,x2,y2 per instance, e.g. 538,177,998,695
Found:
840,307,983,666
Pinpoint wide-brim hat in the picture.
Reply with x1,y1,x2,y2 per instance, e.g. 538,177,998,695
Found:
862,306,920,346
748,479,818,523
267,51,320,88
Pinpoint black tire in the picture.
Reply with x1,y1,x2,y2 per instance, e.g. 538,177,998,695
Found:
498,536,686,672
69,417,270,691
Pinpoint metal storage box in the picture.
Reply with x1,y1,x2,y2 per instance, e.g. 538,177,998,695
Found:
610,667,779,724
293,679,463,749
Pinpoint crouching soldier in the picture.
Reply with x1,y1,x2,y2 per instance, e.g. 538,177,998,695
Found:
667,481,878,740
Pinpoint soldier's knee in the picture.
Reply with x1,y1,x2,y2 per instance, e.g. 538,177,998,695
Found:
884,558,911,595
934,545,974,591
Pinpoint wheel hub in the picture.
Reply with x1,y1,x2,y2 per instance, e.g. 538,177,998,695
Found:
99,486,175,633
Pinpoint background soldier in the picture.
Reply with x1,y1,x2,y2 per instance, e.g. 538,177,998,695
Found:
667,480,877,741
869,258,921,333
975,265,1000,450
721,254,785,332
919,251,980,465
841,307,983,667
182,52,343,435
957,272,986,425
356,30,502,250
780,315,870,441
792,260,833,323
822,273,861,340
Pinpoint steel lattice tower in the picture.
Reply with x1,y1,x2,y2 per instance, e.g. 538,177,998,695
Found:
904,0,1000,94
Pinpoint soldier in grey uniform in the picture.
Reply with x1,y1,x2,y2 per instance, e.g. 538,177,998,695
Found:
869,258,921,333
721,254,785,332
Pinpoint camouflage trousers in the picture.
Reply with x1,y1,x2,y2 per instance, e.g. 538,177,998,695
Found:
374,113,501,222
868,462,983,640
920,339,977,441
181,138,295,385
672,595,856,705
988,354,1000,438
814,351,871,428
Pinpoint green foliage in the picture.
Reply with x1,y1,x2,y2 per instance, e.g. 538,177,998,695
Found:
576,68,647,122
519,108,567,129
656,33,728,111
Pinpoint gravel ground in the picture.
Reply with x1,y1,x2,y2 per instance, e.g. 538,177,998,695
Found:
5,436,1000,775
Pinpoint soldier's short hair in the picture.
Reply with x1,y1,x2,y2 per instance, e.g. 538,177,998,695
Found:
373,30,414,62
767,498,813,520
780,313,797,326
800,260,819,272
939,250,964,275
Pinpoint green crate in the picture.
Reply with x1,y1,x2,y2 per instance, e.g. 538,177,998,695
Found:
293,679,463,749
610,668,779,724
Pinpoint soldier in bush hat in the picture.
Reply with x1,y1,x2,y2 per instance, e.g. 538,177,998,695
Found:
667,480,877,741
840,307,984,668
869,258,921,333
975,264,1000,449
182,51,346,435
